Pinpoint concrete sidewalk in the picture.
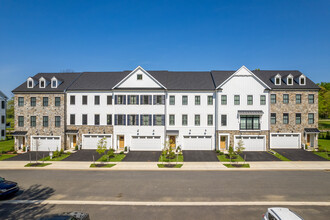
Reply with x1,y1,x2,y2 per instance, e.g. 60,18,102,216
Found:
0,160,330,170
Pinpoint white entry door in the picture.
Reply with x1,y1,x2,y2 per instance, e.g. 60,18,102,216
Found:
183,136,212,150
31,136,61,151
82,134,112,149
130,136,162,151
270,133,300,149
234,136,265,151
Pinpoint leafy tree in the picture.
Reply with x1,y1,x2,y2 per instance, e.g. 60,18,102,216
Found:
317,82,330,119
96,137,107,158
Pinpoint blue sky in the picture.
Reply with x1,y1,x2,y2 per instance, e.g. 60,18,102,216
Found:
0,0,329,97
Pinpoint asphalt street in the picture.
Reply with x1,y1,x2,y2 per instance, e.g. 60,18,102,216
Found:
0,170,329,219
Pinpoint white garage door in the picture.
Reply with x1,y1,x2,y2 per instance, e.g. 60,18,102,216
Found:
270,133,300,149
82,134,112,149
131,136,162,151
183,136,212,150
31,136,61,151
234,136,265,151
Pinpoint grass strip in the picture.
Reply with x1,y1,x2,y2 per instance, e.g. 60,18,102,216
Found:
97,154,126,162
268,150,291,161
0,154,16,161
40,153,70,161
223,164,250,168
159,154,184,162
157,164,183,168
313,152,330,160
25,163,51,167
90,164,116,168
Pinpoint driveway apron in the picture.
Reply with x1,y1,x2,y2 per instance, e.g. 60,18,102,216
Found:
62,150,103,161
240,151,281,161
273,149,327,161
183,151,219,162
122,151,161,162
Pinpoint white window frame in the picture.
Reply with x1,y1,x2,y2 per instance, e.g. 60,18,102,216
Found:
275,74,281,85
287,74,293,85
51,77,58,88
27,78,34,88
299,75,306,85
39,78,46,88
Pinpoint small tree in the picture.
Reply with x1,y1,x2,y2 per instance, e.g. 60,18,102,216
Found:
96,137,107,162
228,146,234,164
235,139,245,155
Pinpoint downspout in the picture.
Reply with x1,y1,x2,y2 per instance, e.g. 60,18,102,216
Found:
164,89,168,150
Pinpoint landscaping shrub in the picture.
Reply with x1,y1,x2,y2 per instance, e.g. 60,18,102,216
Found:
60,149,64,155
23,146,26,152
219,151,224,155
119,151,124,154
53,150,60,158
216,150,220,154
124,146,127,151
75,145,78,150
107,149,115,158
10,147,14,152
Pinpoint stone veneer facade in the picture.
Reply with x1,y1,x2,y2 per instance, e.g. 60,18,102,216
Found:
270,90,319,147
14,93,66,150
66,125,113,149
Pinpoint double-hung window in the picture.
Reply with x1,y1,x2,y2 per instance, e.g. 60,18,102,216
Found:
1,101,4,109
140,95,151,105
169,96,175,105
260,95,266,105
308,94,314,104
270,94,276,104
94,96,100,105
55,97,61,106
221,115,227,126
107,114,112,125
18,97,24,106
234,95,240,105
221,95,227,105
107,95,112,105
70,114,75,125
128,95,138,105
308,113,314,124
116,115,126,125
207,96,213,105
18,116,24,127
247,95,253,105
283,94,289,104
30,116,36,127
271,113,276,124
195,96,200,105
296,113,301,124
82,114,88,125
182,96,188,105
82,96,88,105
153,115,164,126
154,95,164,105
55,116,61,127
283,113,289,124
195,115,200,126
296,94,301,104
70,95,75,105
169,115,175,125
30,97,36,106
43,97,48,106
94,114,100,125
128,115,138,126
141,115,150,126
207,115,213,126
43,116,49,127
182,115,188,126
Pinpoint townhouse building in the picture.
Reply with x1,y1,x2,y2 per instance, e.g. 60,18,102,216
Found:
11,66,320,152
0,91,8,141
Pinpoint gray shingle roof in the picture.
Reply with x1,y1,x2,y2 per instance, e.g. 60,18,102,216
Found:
12,72,81,93
0,90,8,99
210,71,235,88
252,70,319,90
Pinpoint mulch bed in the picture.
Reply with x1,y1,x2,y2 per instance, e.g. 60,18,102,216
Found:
230,164,245,167
163,164,177,168
93,164,110,167
28,163,44,167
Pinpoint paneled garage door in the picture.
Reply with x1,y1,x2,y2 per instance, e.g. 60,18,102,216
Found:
234,136,265,151
82,134,112,149
270,133,300,149
131,136,162,151
183,136,212,150
31,136,61,151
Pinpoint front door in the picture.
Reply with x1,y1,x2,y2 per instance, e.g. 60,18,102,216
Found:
220,136,226,150
169,136,176,150
119,136,125,150
307,134,310,146
73,135,77,147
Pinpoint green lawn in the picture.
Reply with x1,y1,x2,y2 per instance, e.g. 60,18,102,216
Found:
90,164,116,168
217,154,245,162
97,153,126,162
223,164,250,168
25,163,52,167
0,154,16,161
40,153,70,161
318,139,330,151
157,164,183,168
314,152,330,160
319,119,330,130
159,154,184,162
0,139,14,152
269,150,291,161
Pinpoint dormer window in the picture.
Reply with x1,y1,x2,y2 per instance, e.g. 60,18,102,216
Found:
39,78,46,88
51,77,58,88
137,74,143,80
274,74,281,85
287,74,293,85
27,78,34,88
299,75,306,85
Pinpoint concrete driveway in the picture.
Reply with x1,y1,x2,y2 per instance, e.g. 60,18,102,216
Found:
240,151,281,161
62,150,103,161
273,149,327,161
183,151,219,162
122,151,161,162
4,151,48,161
